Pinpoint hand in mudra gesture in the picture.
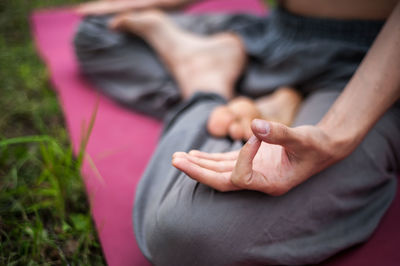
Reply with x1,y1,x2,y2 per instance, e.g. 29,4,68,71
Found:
173,119,342,195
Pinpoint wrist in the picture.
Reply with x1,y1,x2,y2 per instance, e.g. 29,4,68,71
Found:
316,119,362,160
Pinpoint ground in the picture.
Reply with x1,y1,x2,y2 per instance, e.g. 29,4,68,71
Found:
0,0,105,264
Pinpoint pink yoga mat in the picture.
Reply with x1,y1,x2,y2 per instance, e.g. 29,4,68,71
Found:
31,0,400,265
31,1,265,265
31,8,159,266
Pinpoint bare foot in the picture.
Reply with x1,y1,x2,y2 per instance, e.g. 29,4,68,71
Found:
76,0,193,16
207,97,261,140
207,87,302,140
109,10,246,99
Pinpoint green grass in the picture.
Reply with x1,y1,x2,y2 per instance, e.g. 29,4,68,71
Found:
0,0,105,264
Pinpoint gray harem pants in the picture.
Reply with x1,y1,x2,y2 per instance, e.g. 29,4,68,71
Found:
74,8,400,265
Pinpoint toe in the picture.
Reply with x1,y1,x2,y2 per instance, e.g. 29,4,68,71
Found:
207,106,236,137
228,97,260,119
228,121,244,140
240,118,253,140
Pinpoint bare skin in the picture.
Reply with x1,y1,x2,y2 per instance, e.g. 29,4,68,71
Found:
76,0,194,16
173,2,400,195
76,0,398,19
110,10,246,99
284,0,399,20
78,0,399,143
85,0,400,195
207,87,302,140
109,10,303,139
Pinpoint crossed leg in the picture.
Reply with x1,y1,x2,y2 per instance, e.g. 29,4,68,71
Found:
109,9,303,139
207,87,302,140
110,9,246,100
134,89,400,265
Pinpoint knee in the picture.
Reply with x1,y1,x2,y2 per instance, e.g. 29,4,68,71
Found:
144,197,244,266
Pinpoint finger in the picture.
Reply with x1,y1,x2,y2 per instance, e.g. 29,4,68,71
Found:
173,152,236,172
185,154,236,173
230,135,261,187
172,157,239,192
229,121,244,140
172,151,188,159
188,150,239,161
251,119,299,149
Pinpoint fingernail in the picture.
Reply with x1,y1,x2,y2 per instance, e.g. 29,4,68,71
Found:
247,135,258,144
253,119,270,135
172,157,183,166
188,150,198,156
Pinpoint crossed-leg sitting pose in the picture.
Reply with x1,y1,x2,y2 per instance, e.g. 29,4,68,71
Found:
108,9,303,139
74,0,400,264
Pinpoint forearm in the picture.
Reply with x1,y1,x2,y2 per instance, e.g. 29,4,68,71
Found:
318,1,400,158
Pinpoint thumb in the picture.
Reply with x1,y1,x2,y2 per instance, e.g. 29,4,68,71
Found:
251,119,298,149
230,135,261,188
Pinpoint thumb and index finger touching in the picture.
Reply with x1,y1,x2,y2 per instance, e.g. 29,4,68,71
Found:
233,118,298,170
231,119,300,189
251,119,301,150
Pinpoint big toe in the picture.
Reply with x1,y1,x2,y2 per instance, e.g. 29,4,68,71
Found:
228,121,245,140
240,117,254,140
207,106,236,137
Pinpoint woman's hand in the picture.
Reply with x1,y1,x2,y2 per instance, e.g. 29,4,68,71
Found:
185,0,400,196
173,119,345,195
